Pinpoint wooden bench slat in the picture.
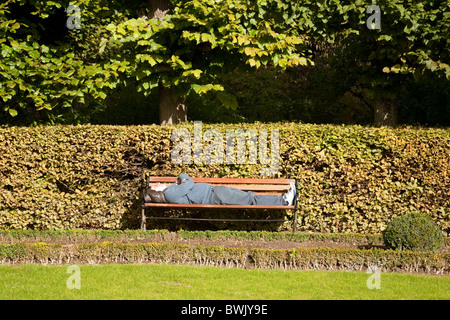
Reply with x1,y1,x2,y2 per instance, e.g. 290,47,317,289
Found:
149,176,295,185
144,203,295,209
210,184,288,191
148,183,288,192
147,184,283,195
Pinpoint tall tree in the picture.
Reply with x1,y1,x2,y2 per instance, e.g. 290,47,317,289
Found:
105,0,312,125
2,0,447,126
107,0,449,126
146,0,187,124
323,0,449,126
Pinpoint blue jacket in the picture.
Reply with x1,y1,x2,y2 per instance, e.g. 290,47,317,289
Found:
163,174,212,204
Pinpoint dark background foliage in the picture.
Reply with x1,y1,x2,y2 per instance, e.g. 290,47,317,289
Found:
1,0,448,126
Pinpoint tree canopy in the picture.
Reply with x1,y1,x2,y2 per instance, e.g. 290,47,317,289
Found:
0,0,448,125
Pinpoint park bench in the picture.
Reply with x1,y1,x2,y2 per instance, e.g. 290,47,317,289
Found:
141,176,299,232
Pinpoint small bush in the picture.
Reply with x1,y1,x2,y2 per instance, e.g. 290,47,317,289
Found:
383,212,445,252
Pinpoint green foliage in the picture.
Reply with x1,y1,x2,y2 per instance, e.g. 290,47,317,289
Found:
1,0,448,124
0,228,389,245
104,0,312,109
383,212,445,252
398,72,450,126
0,1,124,120
0,0,313,121
0,123,448,233
329,0,449,100
0,241,448,274
188,64,375,125
250,246,449,274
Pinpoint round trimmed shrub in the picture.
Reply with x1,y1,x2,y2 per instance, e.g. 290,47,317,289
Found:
382,212,444,252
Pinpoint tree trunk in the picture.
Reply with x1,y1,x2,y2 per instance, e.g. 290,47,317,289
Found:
147,0,171,20
158,83,187,125
147,0,188,125
373,96,398,127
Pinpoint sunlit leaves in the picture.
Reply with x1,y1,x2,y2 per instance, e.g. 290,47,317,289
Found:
335,0,449,87
0,0,120,118
102,0,313,110
1,0,447,118
0,123,448,232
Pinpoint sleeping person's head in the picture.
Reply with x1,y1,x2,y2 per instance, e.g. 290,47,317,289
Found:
176,173,190,184
144,189,168,203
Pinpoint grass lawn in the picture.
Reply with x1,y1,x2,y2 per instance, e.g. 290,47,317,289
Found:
0,264,448,300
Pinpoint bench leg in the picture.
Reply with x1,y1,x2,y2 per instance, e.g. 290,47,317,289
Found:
293,209,298,233
141,207,146,231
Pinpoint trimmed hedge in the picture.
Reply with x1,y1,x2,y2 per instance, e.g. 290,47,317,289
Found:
0,123,449,234
383,212,445,252
0,242,248,268
0,229,385,244
251,247,449,274
0,242,448,275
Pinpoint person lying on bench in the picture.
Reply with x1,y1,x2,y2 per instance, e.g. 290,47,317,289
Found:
144,173,296,206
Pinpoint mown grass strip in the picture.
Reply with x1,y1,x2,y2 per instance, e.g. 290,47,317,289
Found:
0,264,448,300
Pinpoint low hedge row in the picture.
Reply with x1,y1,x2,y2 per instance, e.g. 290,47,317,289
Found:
0,229,386,245
1,123,449,234
251,247,449,274
0,242,448,275
0,242,248,268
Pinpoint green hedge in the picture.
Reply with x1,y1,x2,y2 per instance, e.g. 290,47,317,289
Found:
1,229,448,248
0,229,385,244
0,242,448,275
0,123,449,234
